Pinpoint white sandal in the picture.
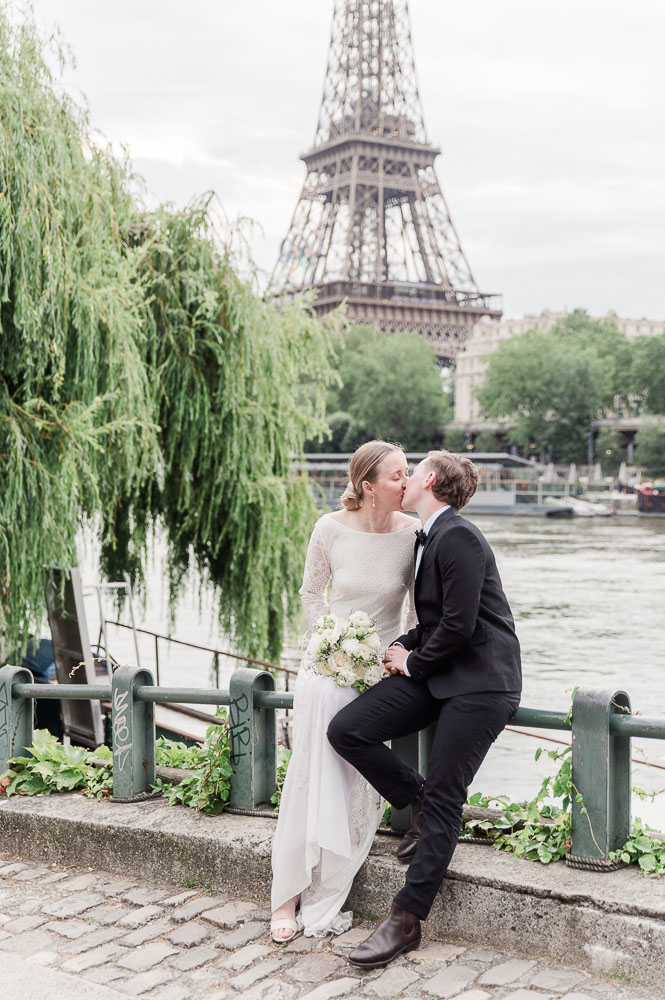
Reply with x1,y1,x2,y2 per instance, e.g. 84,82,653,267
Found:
270,917,298,943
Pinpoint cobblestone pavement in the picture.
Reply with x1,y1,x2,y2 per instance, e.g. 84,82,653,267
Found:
0,852,658,1000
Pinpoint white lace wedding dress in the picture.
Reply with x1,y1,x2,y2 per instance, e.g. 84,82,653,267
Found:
271,513,418,936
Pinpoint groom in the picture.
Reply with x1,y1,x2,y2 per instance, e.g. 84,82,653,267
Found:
327,450,521,967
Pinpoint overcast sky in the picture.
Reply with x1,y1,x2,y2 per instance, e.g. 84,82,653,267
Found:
29,0,665,319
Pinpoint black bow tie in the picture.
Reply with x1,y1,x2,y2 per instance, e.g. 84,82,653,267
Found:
415,528,428,546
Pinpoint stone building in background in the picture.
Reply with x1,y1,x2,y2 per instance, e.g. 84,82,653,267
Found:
454,310,665,427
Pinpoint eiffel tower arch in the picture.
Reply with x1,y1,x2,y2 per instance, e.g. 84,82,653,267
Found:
271,0,502,362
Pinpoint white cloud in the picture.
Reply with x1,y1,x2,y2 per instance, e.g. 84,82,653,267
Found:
30,0,665,319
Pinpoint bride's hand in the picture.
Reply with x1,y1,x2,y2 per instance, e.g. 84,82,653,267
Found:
383,646,407,675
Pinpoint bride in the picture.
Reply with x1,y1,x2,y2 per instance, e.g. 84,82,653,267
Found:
270,440,419,941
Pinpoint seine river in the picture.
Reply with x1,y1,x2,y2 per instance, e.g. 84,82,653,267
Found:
82,513,665,828
463,513,665,829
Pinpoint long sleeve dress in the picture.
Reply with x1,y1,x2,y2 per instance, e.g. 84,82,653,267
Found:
271,513,418,937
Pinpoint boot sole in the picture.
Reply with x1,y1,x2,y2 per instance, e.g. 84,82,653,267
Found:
348,935,421,969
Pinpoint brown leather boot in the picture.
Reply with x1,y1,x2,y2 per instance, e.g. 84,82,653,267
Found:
348,902,421,968
395,794,425,863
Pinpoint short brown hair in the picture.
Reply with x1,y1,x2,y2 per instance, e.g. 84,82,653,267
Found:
340,440,402,510
424,450,478,509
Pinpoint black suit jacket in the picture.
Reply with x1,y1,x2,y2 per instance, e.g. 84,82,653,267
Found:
395,506,522,698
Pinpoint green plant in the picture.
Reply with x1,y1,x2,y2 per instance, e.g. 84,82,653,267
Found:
0,730,113,799
154,738,205,770
270,748,292,812
442,427,467,452
610,818,665,876
463,745,574,864
152,710,232,815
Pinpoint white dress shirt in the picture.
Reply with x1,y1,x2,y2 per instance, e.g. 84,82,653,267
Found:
399,505,450,677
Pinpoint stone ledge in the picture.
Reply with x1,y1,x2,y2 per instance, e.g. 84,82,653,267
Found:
1,793,665,989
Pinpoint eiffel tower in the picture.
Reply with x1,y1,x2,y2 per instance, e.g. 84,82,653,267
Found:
270,0,502,361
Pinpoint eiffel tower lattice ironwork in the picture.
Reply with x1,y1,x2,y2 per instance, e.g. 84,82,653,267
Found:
270,0,502,360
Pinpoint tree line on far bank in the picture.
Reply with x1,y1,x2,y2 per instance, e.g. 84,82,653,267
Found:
308,311,665,479
476,310,665,476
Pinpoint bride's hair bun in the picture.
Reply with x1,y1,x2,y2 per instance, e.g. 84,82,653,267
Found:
339,440,401,510
340,483,364,511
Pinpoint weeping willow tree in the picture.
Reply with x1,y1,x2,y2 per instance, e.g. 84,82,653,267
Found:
0,9,339,661
102,202,339,660
0,11,157,651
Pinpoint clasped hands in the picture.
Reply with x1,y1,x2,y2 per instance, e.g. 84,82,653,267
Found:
382,644,408,675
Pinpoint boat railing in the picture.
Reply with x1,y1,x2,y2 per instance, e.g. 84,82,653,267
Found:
0,664,658,871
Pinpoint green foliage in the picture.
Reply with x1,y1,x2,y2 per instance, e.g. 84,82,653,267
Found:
152,710,233,815
554,310,633,410
477,311,624,462
0,718,232,815
0,9,338,661
108,202,339,659
635,417,665,478
269,747,292,812
463,746,574,864
0,9,156,647
611,818,665,876
321,326,449,450
471,430,500,453
466,732,665,877
307,412,353,453
442,427,467,452
594,428,623,475
0,730,113,799
630,334,665,414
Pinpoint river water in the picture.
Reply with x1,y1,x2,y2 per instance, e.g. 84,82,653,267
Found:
81,513,665,828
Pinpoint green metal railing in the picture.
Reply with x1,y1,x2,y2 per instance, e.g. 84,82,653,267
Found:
1,663,663,869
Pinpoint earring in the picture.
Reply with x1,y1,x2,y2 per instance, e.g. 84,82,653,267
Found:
372,495,376,508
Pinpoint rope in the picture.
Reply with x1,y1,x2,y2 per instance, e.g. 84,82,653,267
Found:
505,726,665,772
110,792,156,803
566,854,627,872
226,809,494,848
226,806,278,819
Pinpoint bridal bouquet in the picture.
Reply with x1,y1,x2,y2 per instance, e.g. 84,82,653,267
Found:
305,611,385,692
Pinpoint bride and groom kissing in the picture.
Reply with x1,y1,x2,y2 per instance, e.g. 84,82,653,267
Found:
271,442,522,968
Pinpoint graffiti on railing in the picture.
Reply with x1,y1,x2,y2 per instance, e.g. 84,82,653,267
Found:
0,685,8,746
112,688,132,772
229,691,252,767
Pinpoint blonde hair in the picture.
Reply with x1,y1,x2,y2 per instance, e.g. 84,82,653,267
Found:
424,450,479,509
340,440,402,511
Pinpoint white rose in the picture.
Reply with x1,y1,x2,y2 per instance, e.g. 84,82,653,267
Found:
353,642,375,662
363,663,385,687
336,666,357,687
341,637,363,658
316,656,334,676
330,649,351,672
366,631,381,650
349,611,372,629
325,619,344,644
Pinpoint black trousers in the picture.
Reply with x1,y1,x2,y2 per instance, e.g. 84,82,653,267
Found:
327,674,520,919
